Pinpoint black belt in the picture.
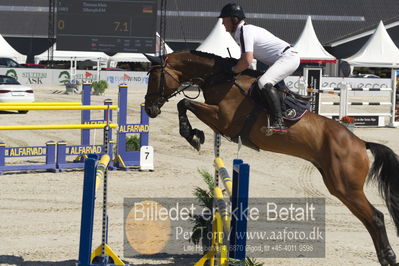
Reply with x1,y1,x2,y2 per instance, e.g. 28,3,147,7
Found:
282,46,291,53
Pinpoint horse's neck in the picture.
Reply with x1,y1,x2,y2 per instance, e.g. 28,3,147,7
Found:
201,75,256,105
171,52,256,103
172,53,216,80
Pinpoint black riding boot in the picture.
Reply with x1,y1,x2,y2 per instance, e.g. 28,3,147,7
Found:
261,83,287,134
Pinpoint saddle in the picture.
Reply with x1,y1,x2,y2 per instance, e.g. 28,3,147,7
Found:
248,80,310,121
230,80,310,150
274,80,312,105
206,71,311,105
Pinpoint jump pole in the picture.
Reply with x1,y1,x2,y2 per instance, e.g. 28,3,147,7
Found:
195,157,250,265
0,124,117,130
195,135,250,265
78,114,124,266
78,154,124,266
0,97,116,173
0,105,117,110
0,102,82,106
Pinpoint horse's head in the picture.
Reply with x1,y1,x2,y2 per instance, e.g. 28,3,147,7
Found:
144,50,240,118
144,53,182,118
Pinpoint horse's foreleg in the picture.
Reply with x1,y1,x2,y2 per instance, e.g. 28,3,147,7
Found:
177,99,219,151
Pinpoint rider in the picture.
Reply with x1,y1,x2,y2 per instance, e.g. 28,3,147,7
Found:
219,3,300,134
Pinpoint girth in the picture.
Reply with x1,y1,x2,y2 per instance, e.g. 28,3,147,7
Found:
230,106,261,151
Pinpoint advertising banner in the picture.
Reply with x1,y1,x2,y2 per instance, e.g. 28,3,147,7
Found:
285,76,391,92
303,68,322,114
0,68,149,89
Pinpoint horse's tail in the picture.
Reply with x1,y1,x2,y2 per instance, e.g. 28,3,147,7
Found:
366,142,399,235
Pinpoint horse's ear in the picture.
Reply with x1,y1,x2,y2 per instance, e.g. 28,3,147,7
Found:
143,53,162,66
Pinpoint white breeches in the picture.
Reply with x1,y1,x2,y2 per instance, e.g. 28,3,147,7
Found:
257,49,300,88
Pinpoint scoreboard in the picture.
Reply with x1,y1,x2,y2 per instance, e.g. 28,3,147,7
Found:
56,0,157,53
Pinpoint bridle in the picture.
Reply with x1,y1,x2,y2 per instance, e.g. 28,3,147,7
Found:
145,58,202,105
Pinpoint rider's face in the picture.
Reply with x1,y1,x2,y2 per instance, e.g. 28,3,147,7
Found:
222,17,234,33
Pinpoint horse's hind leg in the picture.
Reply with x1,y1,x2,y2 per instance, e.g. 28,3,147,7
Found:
319,160,397,265
339,190,396,265
177,99,219,151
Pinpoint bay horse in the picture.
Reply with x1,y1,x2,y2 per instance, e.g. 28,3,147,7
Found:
144,50,399,265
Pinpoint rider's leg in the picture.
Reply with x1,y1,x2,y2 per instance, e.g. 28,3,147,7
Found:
260,83,287,133
258,49,300,134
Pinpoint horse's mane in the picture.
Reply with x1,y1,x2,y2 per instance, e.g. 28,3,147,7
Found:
189,50,262,78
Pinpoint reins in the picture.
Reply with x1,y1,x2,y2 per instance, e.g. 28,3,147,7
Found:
146,61,201,102
146,54,249,104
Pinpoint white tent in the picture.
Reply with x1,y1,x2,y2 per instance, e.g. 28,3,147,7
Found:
109,53,150,64
34,43,109,63
109,32,173,65
155,32,174,55
344,21,399,67
0,34,27,63
196,18,241,59
293,16,336,63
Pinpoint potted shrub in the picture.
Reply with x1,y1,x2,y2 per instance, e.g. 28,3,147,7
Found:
190,169,215,254
92,80,108,95
126,135,140,151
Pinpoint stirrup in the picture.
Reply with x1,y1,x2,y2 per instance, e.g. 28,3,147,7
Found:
260,123,288,136
270,124,288,134
260,115,287,136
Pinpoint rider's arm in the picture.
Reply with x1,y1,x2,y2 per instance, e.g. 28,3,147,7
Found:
232,51,253,73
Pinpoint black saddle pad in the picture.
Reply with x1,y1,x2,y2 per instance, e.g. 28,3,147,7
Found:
249,82,310,121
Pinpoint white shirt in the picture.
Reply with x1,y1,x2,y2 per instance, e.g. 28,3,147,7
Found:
233,21,290,65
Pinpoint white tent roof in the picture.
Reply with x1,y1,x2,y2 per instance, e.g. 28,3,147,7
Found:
196,19,241,59
155,32,174,55
293,16,336,62
34,43,109,63
110,52,150,63
110,32,173,63
0,34,27,63
344,21,399,67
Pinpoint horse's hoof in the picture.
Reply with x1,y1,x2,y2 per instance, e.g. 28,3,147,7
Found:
378,247,397,266
194,129,205,144
191,140,201,151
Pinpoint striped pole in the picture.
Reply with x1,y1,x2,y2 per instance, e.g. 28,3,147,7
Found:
101,109,111,260
214,157,232,197
213,187,231,234
95,154,110,191
321,102,392,105
317,87,392,92
307,88,340,95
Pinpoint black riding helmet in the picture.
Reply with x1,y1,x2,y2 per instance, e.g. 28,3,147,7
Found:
218,3,246,20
